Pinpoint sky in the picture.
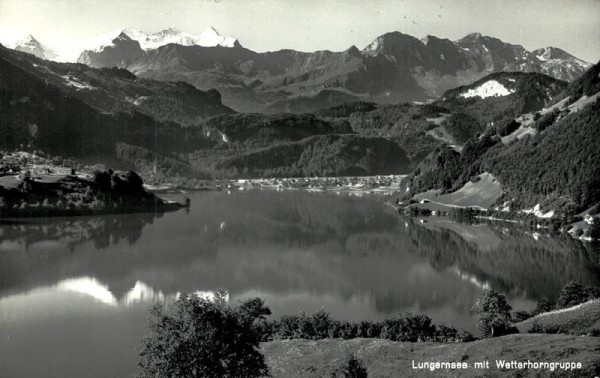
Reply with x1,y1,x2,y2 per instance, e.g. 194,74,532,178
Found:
0,0,599,62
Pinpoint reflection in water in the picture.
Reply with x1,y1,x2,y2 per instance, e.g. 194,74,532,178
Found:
0,190,599,378
58,277,119,306
51,277,227,307
452,267,491,291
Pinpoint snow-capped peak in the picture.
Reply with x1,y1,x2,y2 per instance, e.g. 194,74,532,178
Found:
16,34,39,46
129,28,196,50
533,47,591,68
85,28,133,53
199,26,220,40
196,26,238,48
92,26,240,51
155,27,182,37
9,33,56,60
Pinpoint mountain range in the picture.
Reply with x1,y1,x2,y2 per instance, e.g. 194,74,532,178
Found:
1,27,599,213
4,28,591,113
77,28,592,112
77,26,240,68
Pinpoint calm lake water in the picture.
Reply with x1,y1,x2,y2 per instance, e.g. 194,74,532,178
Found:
0,189,599,377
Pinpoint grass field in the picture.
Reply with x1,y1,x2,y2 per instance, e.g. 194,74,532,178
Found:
516,299,600,335
262,334,600,377
412,173,503,210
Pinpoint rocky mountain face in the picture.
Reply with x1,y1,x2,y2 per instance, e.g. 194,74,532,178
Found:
74,29,591,113
77,32,145,68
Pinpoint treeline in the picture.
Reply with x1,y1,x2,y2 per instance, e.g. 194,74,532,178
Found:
256,309,473,343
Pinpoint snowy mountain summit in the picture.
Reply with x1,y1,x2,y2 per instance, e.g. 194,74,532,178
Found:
7,34,56,60
76,26,240,67
120,26,240,50
194,27,239,48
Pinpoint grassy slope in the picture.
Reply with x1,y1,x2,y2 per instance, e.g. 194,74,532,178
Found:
411,172,503,210
430,172,503,209
516,299,600,335
262,335,600,377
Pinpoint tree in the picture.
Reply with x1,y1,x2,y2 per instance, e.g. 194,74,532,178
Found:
471,291,515,338
556,281,592,309
124,170,144,192
93,171,112,192
137,294,270,378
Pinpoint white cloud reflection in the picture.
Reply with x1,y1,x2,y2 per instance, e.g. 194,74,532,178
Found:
54,276,224,307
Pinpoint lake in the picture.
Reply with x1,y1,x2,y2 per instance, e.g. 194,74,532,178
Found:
0,189,599,377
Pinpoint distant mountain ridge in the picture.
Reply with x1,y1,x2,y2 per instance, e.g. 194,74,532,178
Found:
0,45,414,179
6,28,592,113
119,30,593,112
91,26,240,52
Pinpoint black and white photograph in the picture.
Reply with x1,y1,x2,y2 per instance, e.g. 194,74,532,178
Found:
0,0,599,376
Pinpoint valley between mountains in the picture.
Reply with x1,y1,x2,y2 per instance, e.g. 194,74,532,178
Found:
1,27,599,226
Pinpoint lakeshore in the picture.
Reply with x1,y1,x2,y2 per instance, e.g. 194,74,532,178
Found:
0,152,188,218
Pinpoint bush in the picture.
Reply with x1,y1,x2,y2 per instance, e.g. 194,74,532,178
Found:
332,355,368,378
533,296,555,315
512,311,533,322
381,313,437,342
137,294,270,378
472,291,517,338
528,322,568,335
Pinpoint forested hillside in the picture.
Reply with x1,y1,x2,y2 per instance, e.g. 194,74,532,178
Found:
0,45,413,179
439,72,567,125
403,61,600,213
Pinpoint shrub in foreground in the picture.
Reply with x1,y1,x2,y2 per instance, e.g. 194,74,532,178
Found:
137,294,270,378
332,354,368,378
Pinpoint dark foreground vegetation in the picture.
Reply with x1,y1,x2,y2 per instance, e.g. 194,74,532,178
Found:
137,281,599,377
0,169,187,218
137,294,473,377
